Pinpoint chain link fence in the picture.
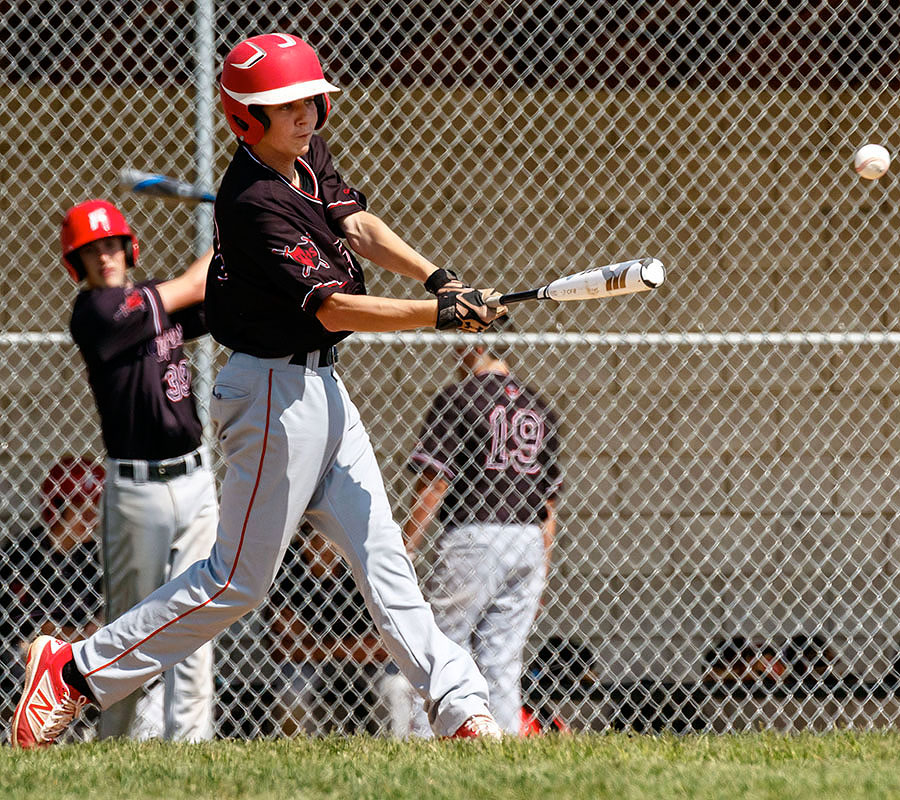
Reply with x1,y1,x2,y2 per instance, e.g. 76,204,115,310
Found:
2,0,900,738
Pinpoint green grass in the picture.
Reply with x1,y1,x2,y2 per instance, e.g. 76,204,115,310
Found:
3,732,900,800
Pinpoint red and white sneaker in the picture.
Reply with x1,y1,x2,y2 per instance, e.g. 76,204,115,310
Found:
11,636,90,749
450,713,504,740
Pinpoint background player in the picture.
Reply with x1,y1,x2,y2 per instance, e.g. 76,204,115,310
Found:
269,525,406,737
12,32,506,748
404,330,563,735
0,457,105,650
0,456,104,739
59,201,217,741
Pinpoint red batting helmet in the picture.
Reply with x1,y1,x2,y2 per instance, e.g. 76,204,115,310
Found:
61,199,139,282
40,456,105,525
219,33,340,145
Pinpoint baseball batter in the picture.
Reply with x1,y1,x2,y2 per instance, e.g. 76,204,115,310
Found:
12,32,507,748
61,200,217,741
404,336,563,734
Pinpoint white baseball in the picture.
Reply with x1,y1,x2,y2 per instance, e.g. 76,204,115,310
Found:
854,143,890,180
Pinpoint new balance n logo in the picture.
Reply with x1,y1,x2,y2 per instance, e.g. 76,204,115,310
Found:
25,672,56,734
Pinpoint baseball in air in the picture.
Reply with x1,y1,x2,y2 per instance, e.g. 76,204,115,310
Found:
854,143,890,180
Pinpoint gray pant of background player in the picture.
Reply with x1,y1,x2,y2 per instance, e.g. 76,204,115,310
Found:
274,660,410,737
98,450,217,741
408,523,545,736
73,353,491,737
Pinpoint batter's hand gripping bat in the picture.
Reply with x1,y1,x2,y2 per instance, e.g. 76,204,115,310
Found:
118,169,216,204
485,257,665,307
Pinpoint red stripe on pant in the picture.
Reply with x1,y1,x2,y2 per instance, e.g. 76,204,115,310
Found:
85,369,274,677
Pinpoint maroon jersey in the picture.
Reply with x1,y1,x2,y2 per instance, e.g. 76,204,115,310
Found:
206,138,368,357
409,370,563,527
70,280,205,460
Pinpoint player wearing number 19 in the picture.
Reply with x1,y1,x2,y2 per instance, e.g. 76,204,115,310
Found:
59,200,217,741
404,333,563,735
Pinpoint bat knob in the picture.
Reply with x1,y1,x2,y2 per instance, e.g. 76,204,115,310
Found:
639,258,666,288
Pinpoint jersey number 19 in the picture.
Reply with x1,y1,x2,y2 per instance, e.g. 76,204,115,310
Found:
485,405,544,474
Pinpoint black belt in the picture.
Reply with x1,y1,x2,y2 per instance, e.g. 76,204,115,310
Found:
288,346,338,367
116,450,203,482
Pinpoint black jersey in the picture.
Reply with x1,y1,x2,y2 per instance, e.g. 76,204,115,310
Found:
70,280,206,460
206,138,368,357
409,370,564,527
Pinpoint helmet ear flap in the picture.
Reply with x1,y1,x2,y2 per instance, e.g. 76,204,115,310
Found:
248,105,270,134
219,85,268,145
314,94,330,129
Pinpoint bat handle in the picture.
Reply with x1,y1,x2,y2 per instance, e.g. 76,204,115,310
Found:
485,288,540,308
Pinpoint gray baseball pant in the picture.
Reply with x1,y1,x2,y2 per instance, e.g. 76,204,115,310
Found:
98,452,217,741
73,353,490,737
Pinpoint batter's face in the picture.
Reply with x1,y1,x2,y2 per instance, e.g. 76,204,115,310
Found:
256,98,319,161
79,236,128,289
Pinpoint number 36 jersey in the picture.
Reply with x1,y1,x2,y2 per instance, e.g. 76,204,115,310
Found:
70,280,206,460
409,370,563,527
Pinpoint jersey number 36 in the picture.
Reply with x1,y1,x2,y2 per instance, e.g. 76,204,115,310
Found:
164,359,192,403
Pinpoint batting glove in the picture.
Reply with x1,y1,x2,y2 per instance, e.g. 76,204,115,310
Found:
436,288,506,332
424,268,466,295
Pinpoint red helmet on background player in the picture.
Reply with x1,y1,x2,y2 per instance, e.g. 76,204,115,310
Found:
40,456,105,525
60,199,139,282
219,33,340,145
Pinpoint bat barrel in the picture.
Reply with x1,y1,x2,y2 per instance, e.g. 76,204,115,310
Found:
543,257,666,302
486,256,666,308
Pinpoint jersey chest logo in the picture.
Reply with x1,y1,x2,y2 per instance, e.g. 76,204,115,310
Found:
113,290,145,320
274,235,328,277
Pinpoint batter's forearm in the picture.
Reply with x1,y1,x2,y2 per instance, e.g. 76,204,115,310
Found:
341,211,440,283
317,293,437,332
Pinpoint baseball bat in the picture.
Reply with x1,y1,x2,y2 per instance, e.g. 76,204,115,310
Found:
118,169,216,204
485,257,666,307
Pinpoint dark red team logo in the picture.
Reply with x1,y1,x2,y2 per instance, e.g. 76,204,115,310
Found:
274,235,328,277
113,290,145,320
